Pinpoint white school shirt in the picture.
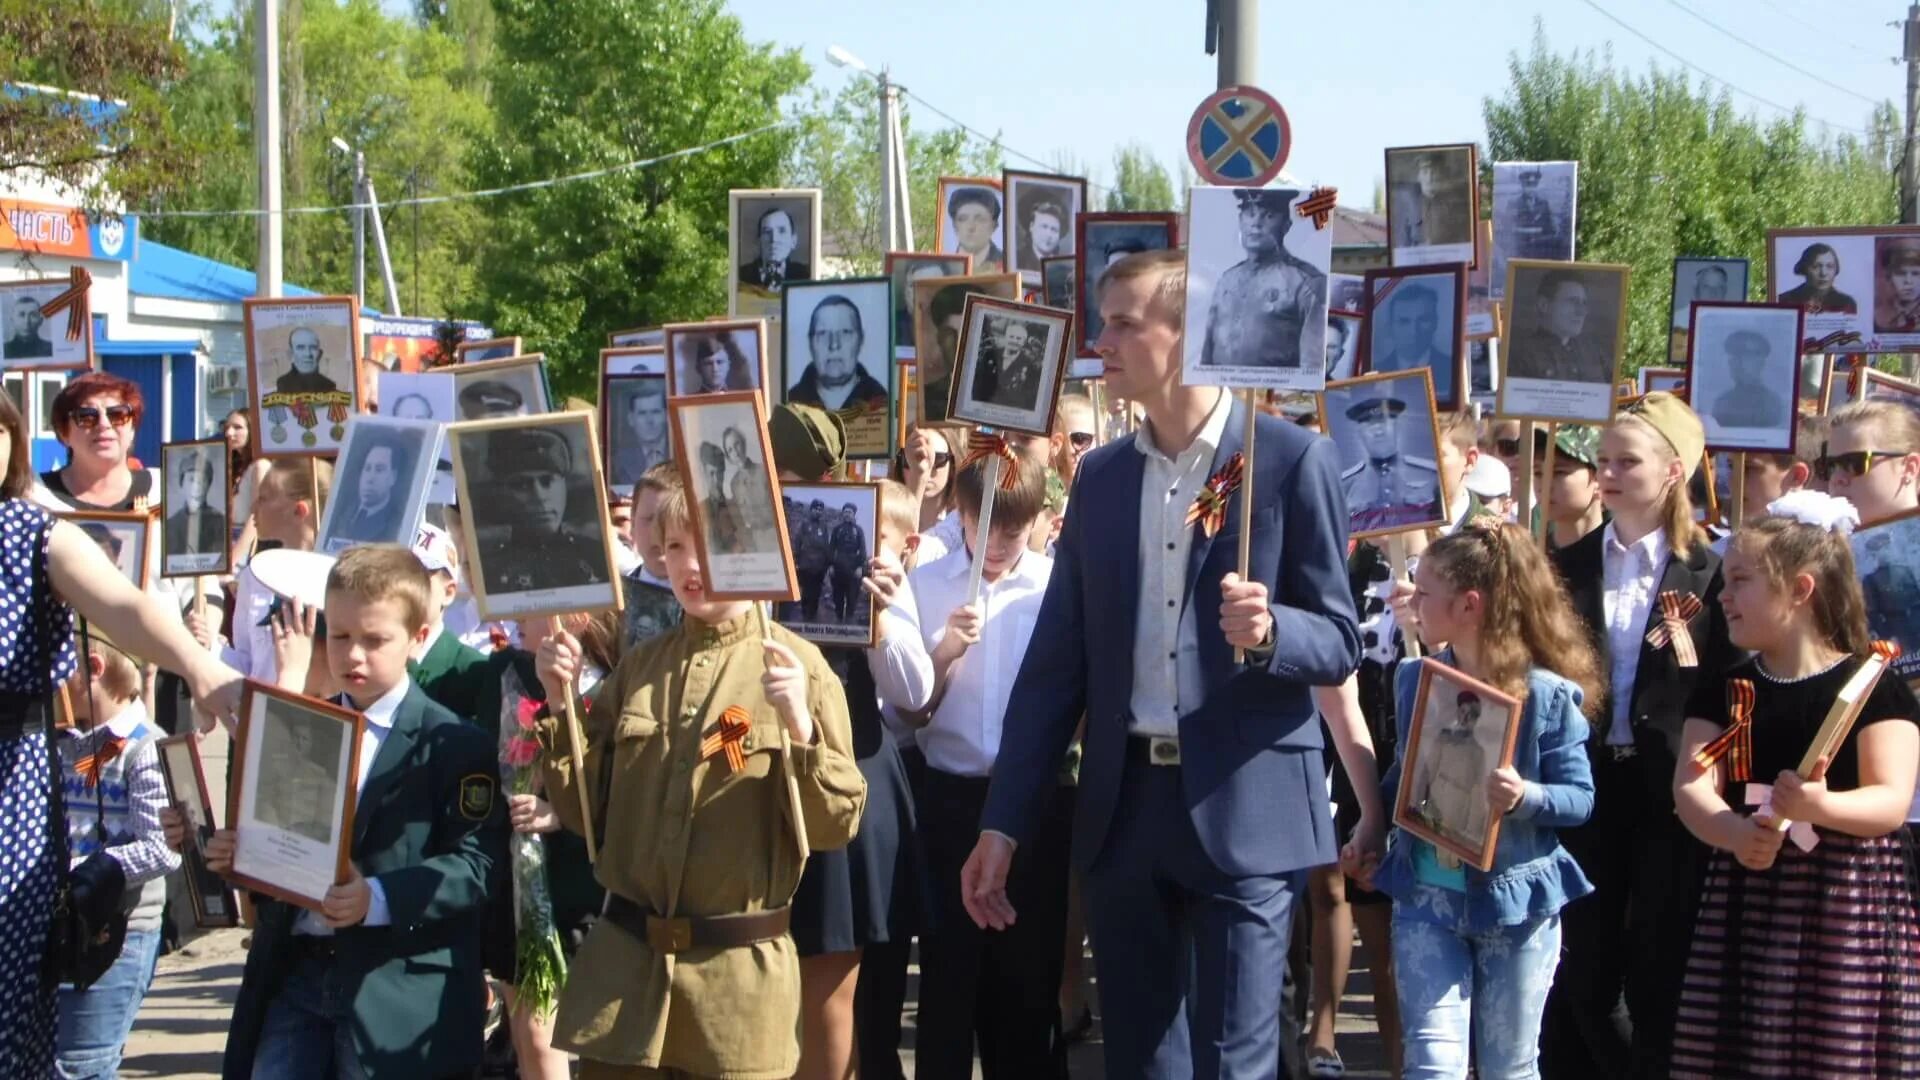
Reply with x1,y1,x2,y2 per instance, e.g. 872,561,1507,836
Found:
914,511,967,568
866,575,936,746
1601,522,1671,745
292,678,408,936
909,546,1053,777
1128,389,1232,739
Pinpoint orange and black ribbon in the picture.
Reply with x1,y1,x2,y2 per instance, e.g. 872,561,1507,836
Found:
957,432,1019,490
74,733,125,789
1873,640,1903,664
1692,679,1755,782
38,267,92,342
1644,591,1703,668
700,706,752,774
1184,452,1246,538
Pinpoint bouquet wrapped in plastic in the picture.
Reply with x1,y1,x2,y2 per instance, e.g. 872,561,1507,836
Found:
499,668,566,1016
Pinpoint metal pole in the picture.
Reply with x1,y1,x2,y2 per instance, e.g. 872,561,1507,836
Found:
1215,0,1258,89
364,173,403,317
351,150,366,308
254,0,283,298
1904,5,1920,222
892,99,915,250
879,70,899,253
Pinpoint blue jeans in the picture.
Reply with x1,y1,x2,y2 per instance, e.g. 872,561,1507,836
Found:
248,951,366,1080
1392,908,1562,1080
55,925,162,1080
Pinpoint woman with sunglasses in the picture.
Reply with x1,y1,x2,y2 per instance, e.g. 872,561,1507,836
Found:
1050,395,1099,491
34,373,153,514
898,422,958,531
1822,401,1920,525
0,392,244,1076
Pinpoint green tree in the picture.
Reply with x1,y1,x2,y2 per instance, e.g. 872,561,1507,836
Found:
1483,28,1898,373
1105,142,1176,212
474,0,808,397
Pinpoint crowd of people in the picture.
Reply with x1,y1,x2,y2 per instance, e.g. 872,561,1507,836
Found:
0,245,1917,1080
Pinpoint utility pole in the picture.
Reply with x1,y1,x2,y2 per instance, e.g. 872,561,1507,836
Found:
254,0,283,298
1903,4,1920,223
351,149,366,307
880,69,899,252
366,169,402,316
1214,0,1258,89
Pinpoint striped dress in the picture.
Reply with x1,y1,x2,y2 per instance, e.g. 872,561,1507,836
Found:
1671,657,1920,1079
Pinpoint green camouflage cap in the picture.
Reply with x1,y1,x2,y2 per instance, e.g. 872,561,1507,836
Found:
1043,467,1067,513
1550,424,1600,468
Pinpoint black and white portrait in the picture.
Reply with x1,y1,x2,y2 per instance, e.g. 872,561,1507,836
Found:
671,393,796,601
1671,257,1750,331
730,189,821,320
1329,273,1368,316
1469,338,1500,415
1861,368,1920,423
887,253,970,362
66,512,151,589
317,416,440,554
777,482,880,647
1042,257,1076,311
608,326,666,350
603,375,670,497
1490,161,1577,295
1321,369,1447,539
161,440,230,577
377,370,457,504
1394,660,1522,871
0,279,89,371
621,575,683,649
449,414,619,620
253,699,345,845
1769,228,1882,355
1324,312,1361,382
1499,260,1630,424
937,178,1005,274
1851,514,1920,688
1004,170,1087,282
665,321,766,398
783,278,894,460
1639,367,1688,397
1385,143,1478,269
449,356,549,421
911,273,1021,426
1360,265,1467,411
1687,302,1803,454
232,689,358,908
244,297,362,457
601,346,665,378
454,337,521,364
949,296,1072,436
1183,186,1331,393
1077,212,1178,361
156,735,236,928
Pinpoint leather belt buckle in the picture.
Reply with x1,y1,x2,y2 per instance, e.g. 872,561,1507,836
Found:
1148,736,1181,766
1608,744,1638,763
647,915,694,954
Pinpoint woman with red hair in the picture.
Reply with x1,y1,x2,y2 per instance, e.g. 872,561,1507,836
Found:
34,372,153,513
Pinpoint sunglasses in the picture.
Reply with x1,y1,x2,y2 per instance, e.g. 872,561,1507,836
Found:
69,405,134,431
1069,432,1095,450
1815,449,1907,481
896,451,956,471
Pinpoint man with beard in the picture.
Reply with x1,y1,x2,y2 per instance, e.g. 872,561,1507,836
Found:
789,295,888,414
828,502,868,623
1199,189,1324,368
792,498,833,620
1509,270,1615,384
275,327,341,394
4,291,51,359
478,428,608,592
611,379,670,487
331,433,411,544
1371,282,1456,404
738,206,812,290
1339,395,1441,533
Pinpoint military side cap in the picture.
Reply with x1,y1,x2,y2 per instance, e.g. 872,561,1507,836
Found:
460,380,523,413
489,427,570,475
1551,424,1601,468
1344,396,1407,423
1622,391,1706,480
769,402,846,480
1724,330,1770,359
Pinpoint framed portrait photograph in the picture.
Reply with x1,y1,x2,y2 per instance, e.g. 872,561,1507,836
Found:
1466,219,1500,338
601,345,665,378
60,509,155,590
782,278,895,461
608,325,665,349
622,575,683,648
454,336,522,364
1638,365,1689,398
448,412,622,620
155,733,239,929
730,188,822,319
1385,143,1479,269
1003,169,1088,282
1671,257,1750,332
449,354,551,421
377,370,457,504
1686,302,1805,454
936,177,1006,274
1852,509,1920,690
159,439,231,578
1490,161,1577,296
1041,257,1076,311
886,252,970,363
601,374,671,497
315,415,442,555
776,482,880,647
1393,658,1524,871
948,296,1073,437
1077,211,1180,361
229,681,363,912
1325,312,1362,382
1358,263,1468,412
1319,369,1450,539
1329,273,1368,317
1766,226,1920,355
243,296,365,457
912,272,1023,425
1499,259,1631,424
670,391,797,601
0,274,93,372
664,319,768,398
1469,338,1500,414
1181,185,1332,393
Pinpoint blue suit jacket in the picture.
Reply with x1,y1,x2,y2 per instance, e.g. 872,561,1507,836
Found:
979,400,1362,877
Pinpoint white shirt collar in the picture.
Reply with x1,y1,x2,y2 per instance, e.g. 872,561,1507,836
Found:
937,542,1045,588
342,678,411,731
1136,389,1232,465
102,699,151,740
1603,521,1669,568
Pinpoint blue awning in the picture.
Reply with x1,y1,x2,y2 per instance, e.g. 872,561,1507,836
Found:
91,316,199,357
130,238,333,305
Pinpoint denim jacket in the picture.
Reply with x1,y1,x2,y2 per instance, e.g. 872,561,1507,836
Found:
1374,654,1596,933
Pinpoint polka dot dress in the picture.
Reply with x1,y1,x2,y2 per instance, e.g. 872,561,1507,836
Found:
0,498,76,1075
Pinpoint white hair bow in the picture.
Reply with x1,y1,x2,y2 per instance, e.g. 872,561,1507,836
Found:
1764,490,1860,536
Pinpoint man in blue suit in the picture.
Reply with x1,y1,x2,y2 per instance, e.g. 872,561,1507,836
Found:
962,248,1367,1078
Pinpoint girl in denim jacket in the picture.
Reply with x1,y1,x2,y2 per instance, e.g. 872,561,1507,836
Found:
1377,520,1602,1079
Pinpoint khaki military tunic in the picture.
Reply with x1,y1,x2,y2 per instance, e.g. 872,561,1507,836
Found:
1200,255,1324,369
538,612,866,1078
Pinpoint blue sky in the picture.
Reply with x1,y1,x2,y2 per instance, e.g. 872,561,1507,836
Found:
723,0,1899,208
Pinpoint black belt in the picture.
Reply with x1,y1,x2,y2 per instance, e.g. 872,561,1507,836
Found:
0,692,51,737
602,894,790,955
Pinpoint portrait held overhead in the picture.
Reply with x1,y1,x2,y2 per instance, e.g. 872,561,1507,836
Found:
886,251,970,361
663,320,767,397
1670,257,1750,330
607,325,666,349
242,296,364,456
775,482,880,647
937,177,1006,273
1183,185,1332,392
449,354,550,420
601,374,671,494
730,188,821,319
911,272,1022,425
1768,226,1920,355
315,415,441,554
600,345,667,378
1320,368,1449,538
782,278,894,460
1386,143,1478,268
1042,257,1076,312
1490,161,1577,296
948,295,1073,436
1359,263,1468,411
453,336,521,364
669,391,796,600
1076,211,1179,362
1499,259,1630,423
160,439,230,577
0,275,93,371
1003,169,1087,281
1687,302,1804,454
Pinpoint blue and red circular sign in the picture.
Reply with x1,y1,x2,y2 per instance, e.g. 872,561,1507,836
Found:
1186,85,1292,186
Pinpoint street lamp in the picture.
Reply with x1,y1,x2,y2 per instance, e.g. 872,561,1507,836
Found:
826,44,869,74
824,45,912,251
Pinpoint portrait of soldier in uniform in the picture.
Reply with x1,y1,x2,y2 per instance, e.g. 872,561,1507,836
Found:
1409,689,1493,849
1707,330,1789,431
1687,304,1803,452
1506,267,1621,386
970,315,1048,413
775,483,878,644
472,426,611,595
1330,382,1443,535
256,708,343,845
1197,188,1326,370
1387,145,1476,260
1510,169,1558,259
3,290,52,360
456,379,528,420
1875,237,1920,334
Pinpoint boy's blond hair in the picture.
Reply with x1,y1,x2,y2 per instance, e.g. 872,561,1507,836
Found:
1437,409,1477,451
636,460,680,497
877,479,918,539
265,456,333,508
327,545,432,631
1829,400,1920,456
650,470,693,548
84,637,142,703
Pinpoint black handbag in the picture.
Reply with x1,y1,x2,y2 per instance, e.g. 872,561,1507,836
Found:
45,619,131,992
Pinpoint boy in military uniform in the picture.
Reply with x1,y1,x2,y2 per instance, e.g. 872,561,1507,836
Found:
1199,188,1325,369
206,546,506,1080
478,427,611,594
1340,395,1441,532
531,475,866,1079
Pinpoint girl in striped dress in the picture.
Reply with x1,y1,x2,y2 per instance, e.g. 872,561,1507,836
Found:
1671,499,1920,1078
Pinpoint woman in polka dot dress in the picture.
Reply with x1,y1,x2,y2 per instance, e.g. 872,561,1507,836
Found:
0,395,244,1073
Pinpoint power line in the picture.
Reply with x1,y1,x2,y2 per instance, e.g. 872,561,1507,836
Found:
1664,0,1885,106
1573,0,1877,136
896,85,1115,194
1750,0,1886,59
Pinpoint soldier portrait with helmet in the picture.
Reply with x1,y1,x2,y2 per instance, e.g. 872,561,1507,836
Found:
1182,185,1331,393
1688,301,1805,454
1321,368,1449,538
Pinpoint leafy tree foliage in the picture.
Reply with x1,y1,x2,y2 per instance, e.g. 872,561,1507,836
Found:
1105,142,1176,212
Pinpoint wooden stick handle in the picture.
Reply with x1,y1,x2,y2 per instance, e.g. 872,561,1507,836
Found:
1234,392,1257,664
1538,423,1558,548
550,615,598,864
1731,452,1748,529
965,455,1000,604
1517,422,1539,543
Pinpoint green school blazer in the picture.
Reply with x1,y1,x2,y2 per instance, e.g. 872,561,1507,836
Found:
408,630,490,727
